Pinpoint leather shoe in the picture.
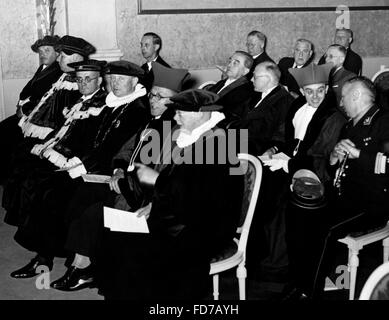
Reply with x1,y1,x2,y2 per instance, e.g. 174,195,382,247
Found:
10,257,53,279
50,265,95,291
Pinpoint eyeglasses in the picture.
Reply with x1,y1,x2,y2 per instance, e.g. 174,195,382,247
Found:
75,76,99,84
148,92,170,100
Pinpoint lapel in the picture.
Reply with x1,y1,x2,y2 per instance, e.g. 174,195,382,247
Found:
248,86,282,115
217,76,249,97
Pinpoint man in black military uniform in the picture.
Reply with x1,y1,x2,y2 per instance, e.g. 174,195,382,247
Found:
284,76,389,300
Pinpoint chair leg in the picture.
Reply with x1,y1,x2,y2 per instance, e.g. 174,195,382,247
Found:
348,248,359,300
383,237,389,262
236,263,247,300
213,274,219,300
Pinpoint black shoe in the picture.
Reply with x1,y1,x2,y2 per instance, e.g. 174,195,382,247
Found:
10,257,53,279
50,265,95,291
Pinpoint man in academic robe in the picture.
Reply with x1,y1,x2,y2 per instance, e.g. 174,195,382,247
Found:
9,60,149,279
0,35,62,181
49,62,190,292
96,89,244,300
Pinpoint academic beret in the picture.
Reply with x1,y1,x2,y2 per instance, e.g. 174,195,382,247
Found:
104,60,145,78
152,62,190,93
289,63,332,88
55,35,96,58
168,89,222,112
31,35,60,52
68,59,107,72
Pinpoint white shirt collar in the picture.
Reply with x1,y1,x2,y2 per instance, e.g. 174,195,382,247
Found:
176,112,225,148
147,56,159,70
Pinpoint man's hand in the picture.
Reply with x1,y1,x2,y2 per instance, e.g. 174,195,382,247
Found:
135,202,152,220
330,139,360,165
109,168,125,194
134,163,159,186
261,147,277,158
263,158,289,173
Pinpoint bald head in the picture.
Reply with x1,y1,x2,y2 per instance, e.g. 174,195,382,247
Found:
341,76,376,123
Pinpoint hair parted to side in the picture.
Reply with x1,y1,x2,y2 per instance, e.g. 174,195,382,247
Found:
247,30,266,46
336,28,353,38
235,50,254,70
143,32,162,53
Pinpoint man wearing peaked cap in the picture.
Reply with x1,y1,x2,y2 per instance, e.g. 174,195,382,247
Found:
68,59,107,72
104,60,145,78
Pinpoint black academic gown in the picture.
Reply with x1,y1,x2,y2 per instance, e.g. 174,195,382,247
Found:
96,126,244,300
237,85,294,155
11,92,149,257
0,62,63,181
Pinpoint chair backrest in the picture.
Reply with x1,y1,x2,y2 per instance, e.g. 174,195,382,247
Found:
236,153,263,253
360,261,389,300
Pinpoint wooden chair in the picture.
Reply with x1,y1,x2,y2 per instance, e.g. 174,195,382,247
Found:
360,261,389,300
338,222,389,300
209,153,263,300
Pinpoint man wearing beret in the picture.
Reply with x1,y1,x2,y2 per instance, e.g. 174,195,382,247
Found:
18,35,96,140
3,35,95,222
140,32,171,92
48,62,190,292
97,89,244,300
0,35,62,182
8,60,150,279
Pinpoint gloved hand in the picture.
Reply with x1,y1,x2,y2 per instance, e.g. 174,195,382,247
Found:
263,158,289,173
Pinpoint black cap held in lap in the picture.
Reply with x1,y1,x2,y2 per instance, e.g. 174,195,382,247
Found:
168,89,222,112
68,59,107,72
55,35,96,58
104,60,145,78
31,35,61,52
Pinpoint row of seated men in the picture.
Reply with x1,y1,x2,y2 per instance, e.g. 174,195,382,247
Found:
0,29,388,300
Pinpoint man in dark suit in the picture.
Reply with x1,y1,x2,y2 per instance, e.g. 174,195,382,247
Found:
278,39,314,98
246,30,275,80
318,28,362,76
238,61,294,156
140,32,170,91
207,51,254,123
325,44,356,106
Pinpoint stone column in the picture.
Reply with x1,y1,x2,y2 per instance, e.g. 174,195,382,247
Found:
61,0,123,61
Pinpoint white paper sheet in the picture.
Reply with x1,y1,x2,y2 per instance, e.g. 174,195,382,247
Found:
103,206,149,233
81,174,111,183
